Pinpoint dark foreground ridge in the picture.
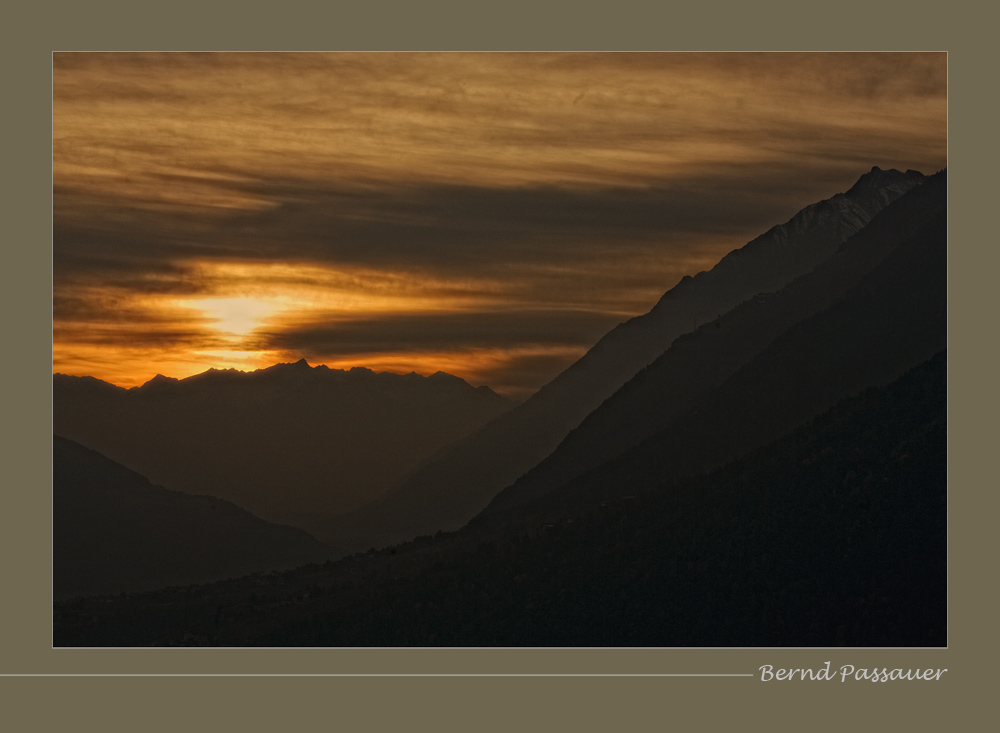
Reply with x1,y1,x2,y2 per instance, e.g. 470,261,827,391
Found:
54,351,946,647
315,167,928,554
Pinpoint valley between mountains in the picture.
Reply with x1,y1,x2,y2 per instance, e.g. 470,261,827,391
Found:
53,167,947,646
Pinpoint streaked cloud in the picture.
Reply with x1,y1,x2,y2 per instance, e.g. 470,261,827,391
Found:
53,52,947,397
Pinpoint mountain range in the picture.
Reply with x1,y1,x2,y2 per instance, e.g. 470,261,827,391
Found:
310,166,933,553
53,435,328,600
54,349,946,646
482,168,946,519
53,361,512,529
52,166,947,647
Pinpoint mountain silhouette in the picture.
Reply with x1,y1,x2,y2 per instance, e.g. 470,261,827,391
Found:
54,351,946,647
53,435,329,600
53,361,512,530
483,170,946,516
51,165,946,647
313,167,928,553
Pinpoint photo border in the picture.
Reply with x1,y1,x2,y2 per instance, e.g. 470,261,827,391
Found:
7,1,991,727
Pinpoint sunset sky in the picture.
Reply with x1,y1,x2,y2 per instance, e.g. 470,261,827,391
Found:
53,52,947,398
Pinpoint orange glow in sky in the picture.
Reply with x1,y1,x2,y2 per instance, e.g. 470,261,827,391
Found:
53,53,947,398
186,297,276,336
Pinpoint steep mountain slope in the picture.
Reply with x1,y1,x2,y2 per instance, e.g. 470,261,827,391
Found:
485,176,946,521
53,436,329,600
315,167,926,551
485,170,946,515
54,352,946,647
53,360,511,528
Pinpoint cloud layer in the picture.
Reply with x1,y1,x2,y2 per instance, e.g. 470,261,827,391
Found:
53,53,947,397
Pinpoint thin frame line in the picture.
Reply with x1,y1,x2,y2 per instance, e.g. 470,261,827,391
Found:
3,673,754,677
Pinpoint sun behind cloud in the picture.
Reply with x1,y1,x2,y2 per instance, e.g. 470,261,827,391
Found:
52,53,948,397
188,297,275,337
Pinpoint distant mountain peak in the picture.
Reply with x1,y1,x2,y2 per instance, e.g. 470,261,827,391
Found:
429,371,462,381
54,358,514,531
59,360,502,393
52,373,125,395
845,166,924,198
266,358,312,372
134,373,181,392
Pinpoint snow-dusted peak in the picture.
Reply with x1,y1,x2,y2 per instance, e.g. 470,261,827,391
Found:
846,166,924,198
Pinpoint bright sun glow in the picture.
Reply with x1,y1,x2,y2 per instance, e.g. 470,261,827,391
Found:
189,297,275,336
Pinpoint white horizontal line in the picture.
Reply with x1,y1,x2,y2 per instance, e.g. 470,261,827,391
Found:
3,673,753,677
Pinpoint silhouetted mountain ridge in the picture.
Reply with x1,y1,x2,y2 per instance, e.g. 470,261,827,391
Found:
50,164,946,646
53,351,946,646
483,170,946,516
53,361,513,527
313,167,928,553
53,435,329,601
